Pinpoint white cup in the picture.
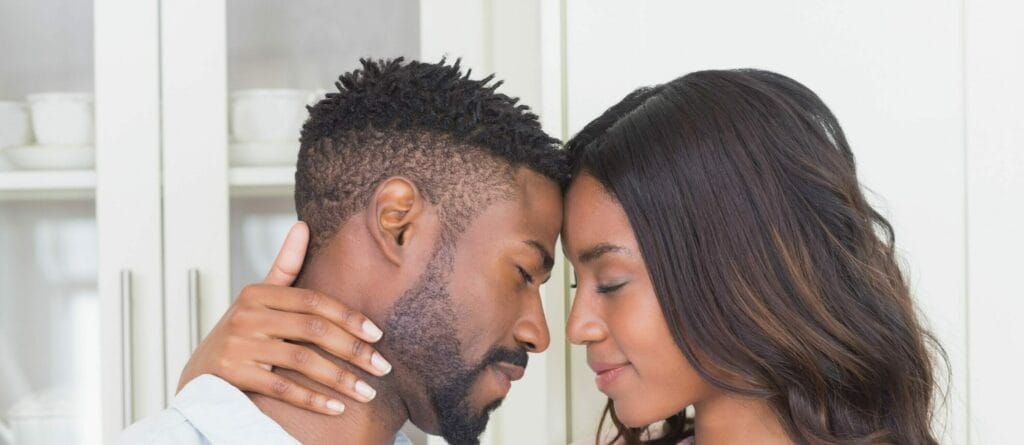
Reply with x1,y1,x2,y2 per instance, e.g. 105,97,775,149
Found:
230,89,311,143
27,92,94,146
0,101,33,149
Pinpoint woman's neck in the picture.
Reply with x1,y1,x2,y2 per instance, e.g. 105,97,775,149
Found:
692,393,792,445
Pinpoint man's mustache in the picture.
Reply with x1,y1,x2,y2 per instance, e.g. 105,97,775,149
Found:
476,346,528,371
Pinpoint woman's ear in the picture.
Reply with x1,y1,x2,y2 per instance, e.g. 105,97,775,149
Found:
368,177,424,266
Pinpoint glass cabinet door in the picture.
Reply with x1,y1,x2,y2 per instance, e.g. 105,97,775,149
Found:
160,2,569,444
159,0,423,416
0,2,100,444
225,2,423,440
225,0,422,309
1,0,163,443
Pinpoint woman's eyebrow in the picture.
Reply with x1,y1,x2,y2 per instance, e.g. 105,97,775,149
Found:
577,243,629,264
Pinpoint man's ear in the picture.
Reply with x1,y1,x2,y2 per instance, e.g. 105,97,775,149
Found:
368,177,425,266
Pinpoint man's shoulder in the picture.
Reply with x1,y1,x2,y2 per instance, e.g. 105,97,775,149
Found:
117,374,296,445
117,406,205,444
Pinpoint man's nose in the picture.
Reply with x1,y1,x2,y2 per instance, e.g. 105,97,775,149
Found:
513,291,551,353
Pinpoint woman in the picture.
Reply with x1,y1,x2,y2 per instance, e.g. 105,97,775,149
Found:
181,69,944,444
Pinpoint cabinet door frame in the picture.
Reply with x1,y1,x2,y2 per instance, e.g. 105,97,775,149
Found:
159,0,233,405
95,0,166,441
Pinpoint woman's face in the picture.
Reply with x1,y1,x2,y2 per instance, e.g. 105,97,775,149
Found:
563,173,713,427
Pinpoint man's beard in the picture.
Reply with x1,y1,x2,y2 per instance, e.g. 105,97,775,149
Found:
382,244,528,445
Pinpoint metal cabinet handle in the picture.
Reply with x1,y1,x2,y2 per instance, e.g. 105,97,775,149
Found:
120,269,133,427
188,268,200,352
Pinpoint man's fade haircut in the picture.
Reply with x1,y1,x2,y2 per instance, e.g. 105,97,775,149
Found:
295,57,568,256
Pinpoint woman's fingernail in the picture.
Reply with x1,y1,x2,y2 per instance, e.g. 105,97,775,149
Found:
362,320,383,341
355,381,377,401
326,399,345,414
371,352,392,375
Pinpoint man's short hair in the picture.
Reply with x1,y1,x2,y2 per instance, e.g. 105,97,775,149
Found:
295,57,568,255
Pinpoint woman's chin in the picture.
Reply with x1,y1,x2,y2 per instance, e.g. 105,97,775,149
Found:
612,398,672,428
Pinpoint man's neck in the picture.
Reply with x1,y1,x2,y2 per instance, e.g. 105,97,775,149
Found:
250,345,409,445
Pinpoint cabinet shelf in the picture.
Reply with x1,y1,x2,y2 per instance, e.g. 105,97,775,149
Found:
0,170,96,200
228,166,295,197
0,168,296,200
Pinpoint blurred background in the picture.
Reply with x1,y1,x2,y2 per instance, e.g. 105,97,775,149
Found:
0,0,1021,444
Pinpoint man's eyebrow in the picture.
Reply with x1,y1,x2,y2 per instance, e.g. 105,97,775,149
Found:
577,243,629,264
524,240,555,272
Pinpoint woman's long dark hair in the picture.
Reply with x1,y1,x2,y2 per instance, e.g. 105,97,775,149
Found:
566,69,946,445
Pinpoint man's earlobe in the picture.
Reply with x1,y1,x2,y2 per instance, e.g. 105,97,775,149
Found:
370,177,421,266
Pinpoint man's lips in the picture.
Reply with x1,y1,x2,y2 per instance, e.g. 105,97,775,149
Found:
492,362,526,382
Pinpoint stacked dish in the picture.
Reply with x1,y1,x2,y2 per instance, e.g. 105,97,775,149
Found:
0,93,95,171
229,89,326,167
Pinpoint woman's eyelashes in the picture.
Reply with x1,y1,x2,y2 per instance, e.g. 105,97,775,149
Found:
571,275,628,294
570,269,627,294
596,281,628,294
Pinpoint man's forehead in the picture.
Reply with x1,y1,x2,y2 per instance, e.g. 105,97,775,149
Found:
511,169,564,240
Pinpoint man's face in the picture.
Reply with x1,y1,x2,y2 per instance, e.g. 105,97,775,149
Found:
382,167,563,444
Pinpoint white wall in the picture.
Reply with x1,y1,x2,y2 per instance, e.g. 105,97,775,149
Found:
965,1,1024,444
564,1,971,443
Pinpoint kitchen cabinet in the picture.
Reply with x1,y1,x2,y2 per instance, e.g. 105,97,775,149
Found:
1,1,570,444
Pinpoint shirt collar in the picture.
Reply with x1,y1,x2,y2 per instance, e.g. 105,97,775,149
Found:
172,374,300,444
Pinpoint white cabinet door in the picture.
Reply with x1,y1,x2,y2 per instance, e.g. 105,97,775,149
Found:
0,0,163,443
159,0,232,404
95,0,165,441
157,3,572,444
159,0,425,407
0,7,101,442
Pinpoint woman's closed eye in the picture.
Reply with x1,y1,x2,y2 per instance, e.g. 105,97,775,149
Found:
596,281,628,294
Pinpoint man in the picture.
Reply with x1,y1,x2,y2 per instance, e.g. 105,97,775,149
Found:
118,57,567,445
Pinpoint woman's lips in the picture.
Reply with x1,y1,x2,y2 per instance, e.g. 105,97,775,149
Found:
590,362,631,392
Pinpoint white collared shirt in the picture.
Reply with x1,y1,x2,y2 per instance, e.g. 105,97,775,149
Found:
117,374,413,445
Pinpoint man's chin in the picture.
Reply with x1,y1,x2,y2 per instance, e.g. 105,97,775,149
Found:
436,398,504,445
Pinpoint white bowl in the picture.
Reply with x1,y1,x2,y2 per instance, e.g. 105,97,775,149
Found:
27,92,94,145
3,145,95,170
230,142,300,167
0,101,33,149
230,89,311,143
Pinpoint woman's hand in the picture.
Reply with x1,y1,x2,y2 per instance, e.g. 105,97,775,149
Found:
176,222,392,415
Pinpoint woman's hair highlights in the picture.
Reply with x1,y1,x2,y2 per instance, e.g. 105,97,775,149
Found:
566,69,947,445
